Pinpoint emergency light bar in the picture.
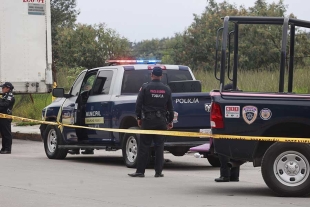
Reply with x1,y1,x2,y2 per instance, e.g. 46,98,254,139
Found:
106,59,161,64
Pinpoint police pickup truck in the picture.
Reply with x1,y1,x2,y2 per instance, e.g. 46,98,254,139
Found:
40,60,215,168
211,16,310,197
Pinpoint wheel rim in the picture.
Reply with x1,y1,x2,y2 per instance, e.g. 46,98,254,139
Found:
47,128,57,153
126,135,138,163
273,150,310,187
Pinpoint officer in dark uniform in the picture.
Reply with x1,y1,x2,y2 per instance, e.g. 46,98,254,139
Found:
215,83,240,182
128,66,174,178
0,82,15,154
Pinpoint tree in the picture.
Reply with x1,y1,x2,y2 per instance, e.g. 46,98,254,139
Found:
55,23,131,69
157,0,310,72
50,0,80,81
130,38,170,60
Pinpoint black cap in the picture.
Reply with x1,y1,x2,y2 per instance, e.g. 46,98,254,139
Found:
0,82,14,90
152,67,162,77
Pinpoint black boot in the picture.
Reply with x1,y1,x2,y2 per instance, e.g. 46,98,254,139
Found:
230,177,239,182
128,173,145,177
214,177,230,182
154,173,164,177
0,150,11,154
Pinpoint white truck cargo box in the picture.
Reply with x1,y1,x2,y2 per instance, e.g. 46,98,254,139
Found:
0,0,53,93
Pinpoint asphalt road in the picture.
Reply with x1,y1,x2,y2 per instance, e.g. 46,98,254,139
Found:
0,139,308,207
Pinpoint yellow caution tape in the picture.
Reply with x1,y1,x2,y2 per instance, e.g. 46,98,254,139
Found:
212,134,310,144
3,113,310,143
0,113,211,138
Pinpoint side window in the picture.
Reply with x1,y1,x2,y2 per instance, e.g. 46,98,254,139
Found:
81,73,97,93
121,70,151,94
70,71,86,96
92,70,113,95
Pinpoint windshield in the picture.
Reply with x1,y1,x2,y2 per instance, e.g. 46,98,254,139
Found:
121,69,193,94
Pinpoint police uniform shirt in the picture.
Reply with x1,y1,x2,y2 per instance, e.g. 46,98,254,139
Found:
135,80,174,123
0,92,15,115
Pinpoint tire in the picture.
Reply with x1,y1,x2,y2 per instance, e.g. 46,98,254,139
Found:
122,127,140,168
43,125,67,159
261,143,310,197
207,155,221,167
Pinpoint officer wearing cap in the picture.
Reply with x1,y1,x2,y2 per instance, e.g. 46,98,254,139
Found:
0,82,15,154
128,66,174,178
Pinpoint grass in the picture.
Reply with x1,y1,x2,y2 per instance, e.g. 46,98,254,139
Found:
15,122,41,126
10,68,310,125
13,93,52,124
195,68,310,93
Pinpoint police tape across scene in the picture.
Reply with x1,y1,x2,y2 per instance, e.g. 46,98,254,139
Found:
2,113,310,143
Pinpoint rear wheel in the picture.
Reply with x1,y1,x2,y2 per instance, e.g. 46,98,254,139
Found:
43,125,67,159
261,143,310,197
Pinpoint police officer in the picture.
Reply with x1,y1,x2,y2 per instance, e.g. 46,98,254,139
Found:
0,82,15,154
215,83,240,182
128,67,174,178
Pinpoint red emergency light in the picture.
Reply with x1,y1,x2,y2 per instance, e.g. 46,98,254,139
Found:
106,60,137,63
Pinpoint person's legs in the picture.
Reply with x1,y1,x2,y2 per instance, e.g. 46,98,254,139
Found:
153,134,165,176
0,119,12,153
230,161,240,181
135,133,152,174
215,154,230,182
0,119,5,151
219,154,230,177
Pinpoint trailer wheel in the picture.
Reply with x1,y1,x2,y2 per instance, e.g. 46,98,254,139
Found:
122,127,140,168
43,125,67,159
207,155,221,167
261,143,310,197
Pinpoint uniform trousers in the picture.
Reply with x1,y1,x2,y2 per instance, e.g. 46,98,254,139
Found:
0,118,12,151
136,116,167,174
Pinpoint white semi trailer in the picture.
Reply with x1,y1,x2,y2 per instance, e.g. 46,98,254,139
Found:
0,0,53,94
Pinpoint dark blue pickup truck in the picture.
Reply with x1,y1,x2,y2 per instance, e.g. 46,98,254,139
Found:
40,63,216,168
211,16,310,197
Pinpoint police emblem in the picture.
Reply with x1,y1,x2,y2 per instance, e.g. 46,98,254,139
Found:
242,106,258,124
260,108,272,120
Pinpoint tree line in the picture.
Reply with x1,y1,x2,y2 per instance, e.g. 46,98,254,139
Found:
51,0,310,81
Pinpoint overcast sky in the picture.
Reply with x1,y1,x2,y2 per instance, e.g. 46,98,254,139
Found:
76,0,309,42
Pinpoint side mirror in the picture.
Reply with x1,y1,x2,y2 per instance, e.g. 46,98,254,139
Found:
52,88,65,97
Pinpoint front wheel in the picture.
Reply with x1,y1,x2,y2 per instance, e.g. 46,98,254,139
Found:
261,143,310,197
43,125,67,159
122,127,140,168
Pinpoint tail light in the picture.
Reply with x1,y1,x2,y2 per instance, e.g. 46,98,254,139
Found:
211,102,224,128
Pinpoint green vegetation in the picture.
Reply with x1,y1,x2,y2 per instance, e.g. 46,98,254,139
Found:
195,68,310,93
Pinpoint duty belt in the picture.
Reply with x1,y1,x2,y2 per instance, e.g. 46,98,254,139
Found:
144,111,166,118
